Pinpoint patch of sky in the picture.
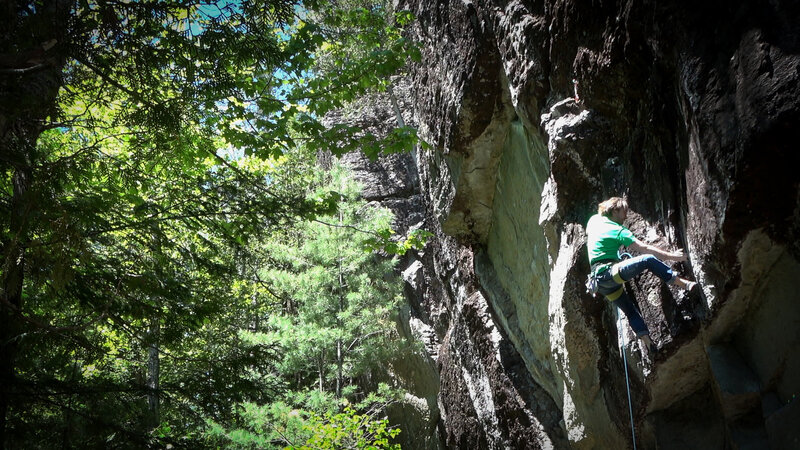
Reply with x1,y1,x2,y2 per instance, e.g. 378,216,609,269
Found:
154,1,317,164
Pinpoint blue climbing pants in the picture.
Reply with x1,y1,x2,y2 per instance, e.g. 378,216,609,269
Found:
595,255,676,337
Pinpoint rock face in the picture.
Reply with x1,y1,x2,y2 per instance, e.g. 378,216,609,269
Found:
345,1,800,448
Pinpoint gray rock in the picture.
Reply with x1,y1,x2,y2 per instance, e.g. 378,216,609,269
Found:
333,0,800,447
766,397,800,450
706,344,761,420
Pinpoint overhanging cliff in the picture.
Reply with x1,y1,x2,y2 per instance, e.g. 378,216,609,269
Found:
370,0,800,448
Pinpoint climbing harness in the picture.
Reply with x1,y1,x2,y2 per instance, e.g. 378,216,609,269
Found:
610,264,626,284
584,262,626,299
585,259,613,297
617,308,638,450
604,265,627,300
585,251,632,299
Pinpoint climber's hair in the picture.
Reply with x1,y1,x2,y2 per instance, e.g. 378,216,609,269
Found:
598,197,628,217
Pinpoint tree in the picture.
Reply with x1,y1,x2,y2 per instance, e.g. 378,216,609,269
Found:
3,130,313,446
1,0,418,446
311,0,416,121
307,0,421,157
207,162,405,449
2,2,301,444
259,165,401,397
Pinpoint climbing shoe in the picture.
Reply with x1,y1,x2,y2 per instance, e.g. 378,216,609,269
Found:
675,277,697,291
639,335,658,355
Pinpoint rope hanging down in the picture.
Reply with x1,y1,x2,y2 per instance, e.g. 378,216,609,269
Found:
617,307,638,450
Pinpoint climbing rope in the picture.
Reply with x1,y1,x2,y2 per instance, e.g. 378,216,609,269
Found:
617,308,638,450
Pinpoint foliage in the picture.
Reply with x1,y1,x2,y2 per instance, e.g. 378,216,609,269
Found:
298,405,401,449
5,125,304,447
288,0,424,161
207,386,401,449
365,228,433,256
310,0,420,95
257,165,401,390
1,0,420,447
203,163,407,449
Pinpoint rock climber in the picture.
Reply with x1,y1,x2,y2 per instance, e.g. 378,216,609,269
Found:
585,197,696,354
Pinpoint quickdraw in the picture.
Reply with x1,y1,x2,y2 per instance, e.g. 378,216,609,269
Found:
585,274,599,296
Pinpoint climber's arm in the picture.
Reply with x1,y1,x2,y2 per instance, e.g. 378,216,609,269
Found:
628,238,688,261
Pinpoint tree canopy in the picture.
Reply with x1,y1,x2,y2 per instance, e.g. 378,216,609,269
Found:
1,0,420,447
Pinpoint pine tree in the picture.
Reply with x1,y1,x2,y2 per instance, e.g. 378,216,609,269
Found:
211,162,405,448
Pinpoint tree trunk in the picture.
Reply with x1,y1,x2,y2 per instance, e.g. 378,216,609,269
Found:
0,2,71,444
146,317,160,430
387,81,417,166
335,210,344,399
336,258,344,398
386,82,405,128
336,337,343,398
318,352,325,393
0,166,31,448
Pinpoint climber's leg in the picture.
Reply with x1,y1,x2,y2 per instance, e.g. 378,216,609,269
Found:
596,270,652,339
614,254,676,284
611,290,650,337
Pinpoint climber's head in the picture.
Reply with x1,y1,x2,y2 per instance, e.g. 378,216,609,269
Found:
598,197,628,224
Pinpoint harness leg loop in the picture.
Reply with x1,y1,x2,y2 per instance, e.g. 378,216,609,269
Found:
611,265,626,284
606,286,625,301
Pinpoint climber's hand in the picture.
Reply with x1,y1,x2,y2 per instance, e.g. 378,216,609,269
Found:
630,239,689,262
669,249,688,261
